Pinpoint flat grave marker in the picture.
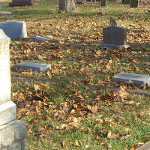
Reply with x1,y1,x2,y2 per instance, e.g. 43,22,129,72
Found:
0,21,27,39
112,72,150,86
13,62,51,72
0,11,13,15
30,36,52,42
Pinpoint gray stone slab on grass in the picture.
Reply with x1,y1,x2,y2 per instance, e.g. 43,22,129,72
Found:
13,62,51,72
136,141,150,150
30,36,52,42
112,72,150,86
0,11,13,15
0,21,27,39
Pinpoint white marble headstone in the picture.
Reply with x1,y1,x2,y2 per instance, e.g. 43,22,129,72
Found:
0,21,27,39
0,29,11,105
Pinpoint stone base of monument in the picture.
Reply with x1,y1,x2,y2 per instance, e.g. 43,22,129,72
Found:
100,44,130,49
9,0,35,7
0,120,27,150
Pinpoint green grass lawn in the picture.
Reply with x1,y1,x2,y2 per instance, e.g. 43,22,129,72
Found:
1,0,150,149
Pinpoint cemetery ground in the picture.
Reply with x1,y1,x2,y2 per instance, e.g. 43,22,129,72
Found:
0,0,150,149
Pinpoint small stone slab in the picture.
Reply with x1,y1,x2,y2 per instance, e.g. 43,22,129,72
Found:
30,36,52,42
0,21,27,39
112,72,150,86
0,11,13,15
13,62,51,72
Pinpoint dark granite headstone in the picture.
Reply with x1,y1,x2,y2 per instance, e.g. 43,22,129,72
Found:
100,26,130,48
112,72,150,86
9,0,35,7
122,0,130,4
130,0,138,7
101,0,106,6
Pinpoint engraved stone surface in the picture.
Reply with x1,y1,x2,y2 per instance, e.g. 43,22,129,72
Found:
0,101,16,126
0,11,13,15
0,21,27,39
112,72,150,86
0,29,11,105
100,26,130,48
13,62,51,72
30,36,52,42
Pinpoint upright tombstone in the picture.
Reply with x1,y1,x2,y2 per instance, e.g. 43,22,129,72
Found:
122,0,130,4
101,0,106,6
9,0,35,7
0,29,27,150
100,21,130,48
130,0,138,7
0,21,27,39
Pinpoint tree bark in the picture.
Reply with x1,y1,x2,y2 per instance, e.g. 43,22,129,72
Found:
59,0,76,13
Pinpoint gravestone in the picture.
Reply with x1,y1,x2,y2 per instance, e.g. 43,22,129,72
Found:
30,36,52,42
110,17,117,26
9,0,35,7
0,21,27,39
101,0,106,6
112,72,150,86
122,0,130,4
100,26,130,48
0,11,13,15
13,62,51,72
76,0,86,4
0,29,27,149
130,0,138,7
147,10,150,15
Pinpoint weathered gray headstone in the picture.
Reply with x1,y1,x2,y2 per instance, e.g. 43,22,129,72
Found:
100,26,130,48
30,36,52,42
0,21,27,39
13,62,51,72
112,72,150,86
130,0,138,7
110,17,117,26
0,11,13,15
0,29,27,150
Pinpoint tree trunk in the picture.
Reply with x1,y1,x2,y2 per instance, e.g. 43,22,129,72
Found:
59,0,76,13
